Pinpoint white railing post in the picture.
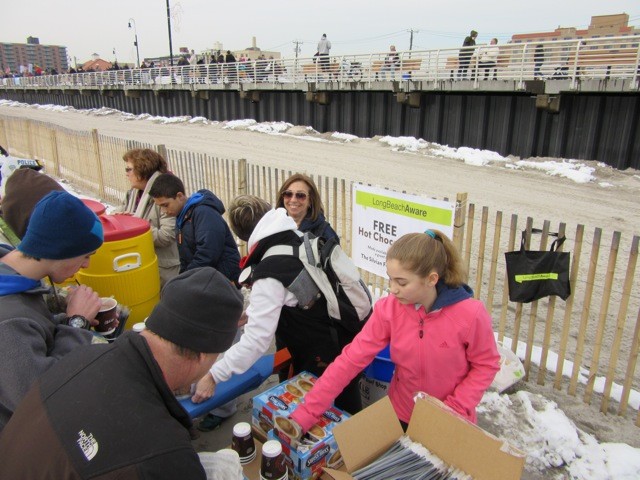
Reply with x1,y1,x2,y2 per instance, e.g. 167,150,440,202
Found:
570,40,582,90
517,43,528,90
632,47,640,90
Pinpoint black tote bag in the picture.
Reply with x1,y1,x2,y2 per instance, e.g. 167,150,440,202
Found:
504,229,571,303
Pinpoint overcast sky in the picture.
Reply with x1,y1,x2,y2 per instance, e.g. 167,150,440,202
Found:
5,1,639,64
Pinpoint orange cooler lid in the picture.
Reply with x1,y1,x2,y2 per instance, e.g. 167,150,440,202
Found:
99,214,150,242
81,198,107,216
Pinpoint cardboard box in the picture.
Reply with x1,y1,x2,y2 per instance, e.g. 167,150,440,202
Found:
252,372,350,480
324,395,525,480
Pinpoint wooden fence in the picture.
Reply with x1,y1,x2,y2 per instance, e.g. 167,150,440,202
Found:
1,115,638,426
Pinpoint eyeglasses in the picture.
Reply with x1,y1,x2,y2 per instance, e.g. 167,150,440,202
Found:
125,167,133,173
282,190,308,200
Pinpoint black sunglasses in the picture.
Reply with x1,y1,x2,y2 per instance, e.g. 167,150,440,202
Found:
282,190,308,200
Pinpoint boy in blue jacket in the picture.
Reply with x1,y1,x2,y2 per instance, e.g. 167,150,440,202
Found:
149,173,240,283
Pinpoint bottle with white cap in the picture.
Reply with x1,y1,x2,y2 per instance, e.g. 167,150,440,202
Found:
132,318,147,333
260,440,287,480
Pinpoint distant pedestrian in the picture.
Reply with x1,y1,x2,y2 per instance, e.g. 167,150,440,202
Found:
317,33,332,76
477,38,499,79
458,30,478,79
380,45,400,80
224,50,237,82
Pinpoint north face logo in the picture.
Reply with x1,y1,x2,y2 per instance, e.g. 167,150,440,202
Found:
77,430,99,461
439,341,449,348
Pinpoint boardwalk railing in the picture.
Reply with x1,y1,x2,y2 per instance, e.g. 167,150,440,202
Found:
1,116,639,426
2,35,639,92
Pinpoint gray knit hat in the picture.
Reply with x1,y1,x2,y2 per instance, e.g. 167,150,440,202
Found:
146,267,242,353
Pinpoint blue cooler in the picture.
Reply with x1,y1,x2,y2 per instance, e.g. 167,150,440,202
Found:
360,345,395,407
364,345,395,383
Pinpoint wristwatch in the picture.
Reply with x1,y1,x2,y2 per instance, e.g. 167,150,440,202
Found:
65,315,91,330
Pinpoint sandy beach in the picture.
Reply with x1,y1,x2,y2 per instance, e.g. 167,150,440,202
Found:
1,103,639,478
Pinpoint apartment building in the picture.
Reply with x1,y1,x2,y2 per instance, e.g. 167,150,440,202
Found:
0,37,68,74
511,13,639,47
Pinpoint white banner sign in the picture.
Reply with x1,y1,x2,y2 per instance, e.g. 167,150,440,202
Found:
352,184,455,278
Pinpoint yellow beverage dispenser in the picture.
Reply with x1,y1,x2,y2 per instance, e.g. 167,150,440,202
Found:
76,214,160,330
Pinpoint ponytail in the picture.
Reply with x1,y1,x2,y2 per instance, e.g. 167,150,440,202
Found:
387,230,467,287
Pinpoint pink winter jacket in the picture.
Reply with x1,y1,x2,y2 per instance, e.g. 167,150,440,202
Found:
291,294,500,431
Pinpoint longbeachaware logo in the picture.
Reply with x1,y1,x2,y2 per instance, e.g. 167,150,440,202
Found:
76,430,99,461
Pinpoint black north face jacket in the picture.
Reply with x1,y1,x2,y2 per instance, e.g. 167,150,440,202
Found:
0,332,206,480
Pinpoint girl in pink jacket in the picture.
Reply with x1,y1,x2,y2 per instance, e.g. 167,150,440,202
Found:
291,230,500,431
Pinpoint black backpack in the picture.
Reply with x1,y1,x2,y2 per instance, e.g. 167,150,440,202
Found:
243,232,373,334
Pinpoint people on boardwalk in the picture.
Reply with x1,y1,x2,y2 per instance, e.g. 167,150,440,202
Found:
189,49,198,65
275,173,339,243
317,33,332,77
0,191,105,431
191,195,362,415
477,38,499,79
148,173,240,283
238,54,248,80
0,266,244,479
290,230,500,432
115,149,180,287
208,52,219,83
534,44,545,79
458,29,478,78
224,50,237,82
380,45,400,80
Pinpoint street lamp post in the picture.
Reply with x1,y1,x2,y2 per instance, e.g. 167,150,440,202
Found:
166,0,174,66
128,18,141,68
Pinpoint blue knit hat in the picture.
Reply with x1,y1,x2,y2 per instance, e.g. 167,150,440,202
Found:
18,191,104,259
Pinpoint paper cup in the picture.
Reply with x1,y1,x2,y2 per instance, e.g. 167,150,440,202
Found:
95,297,118,334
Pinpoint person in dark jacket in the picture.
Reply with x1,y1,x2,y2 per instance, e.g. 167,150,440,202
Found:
149,173,240,282
275,172,339,243
458,29,478,78
0,267,244,480
224,50,237,81
0,191,105,432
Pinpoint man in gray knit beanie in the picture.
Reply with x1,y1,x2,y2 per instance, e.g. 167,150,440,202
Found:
0,267,244,478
